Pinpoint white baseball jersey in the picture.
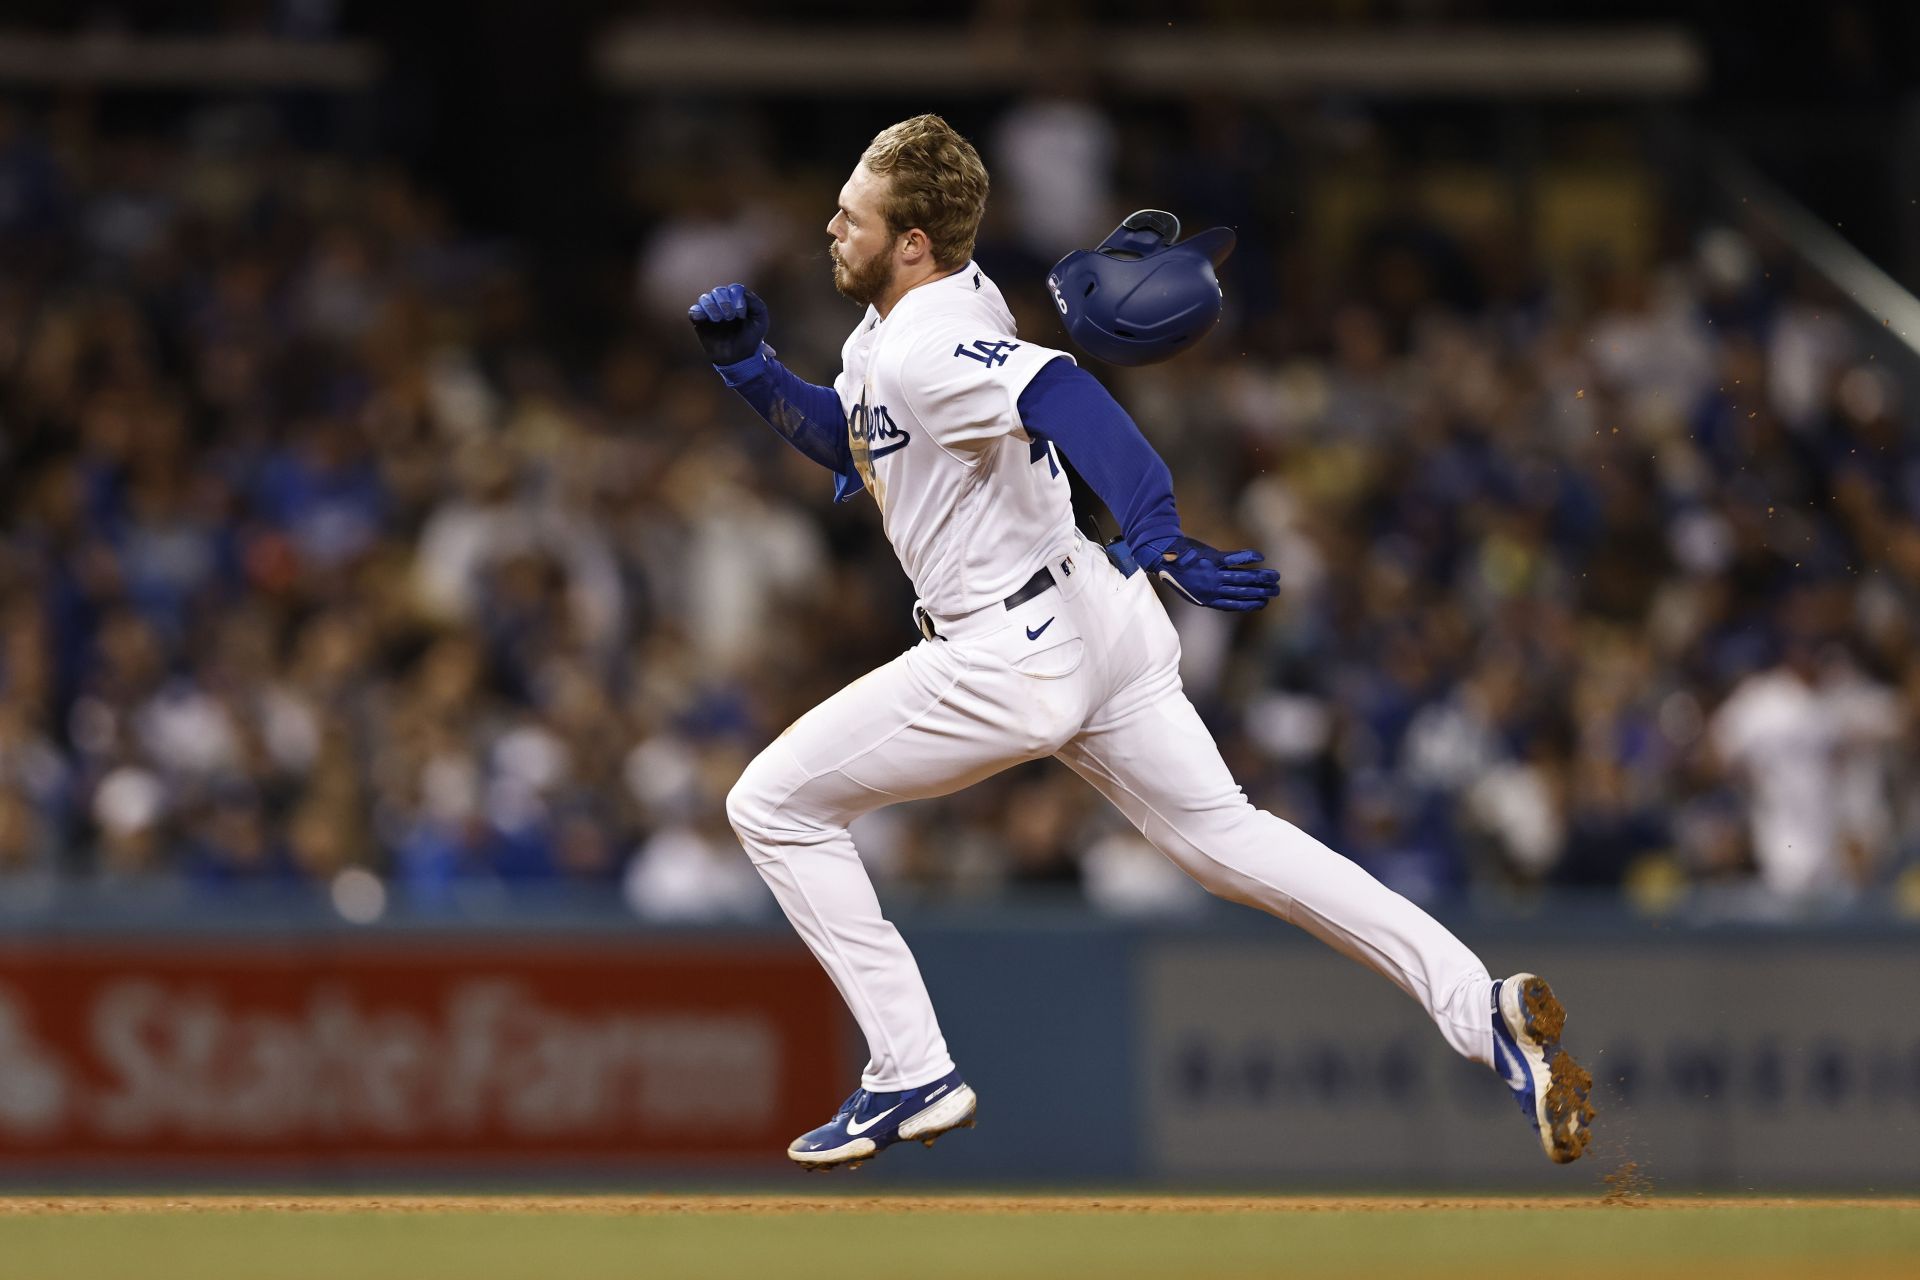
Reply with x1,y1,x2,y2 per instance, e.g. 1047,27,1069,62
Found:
832,263,1076,620
726,255,1503,1111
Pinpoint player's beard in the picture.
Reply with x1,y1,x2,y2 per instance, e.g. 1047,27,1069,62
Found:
831,243,895,307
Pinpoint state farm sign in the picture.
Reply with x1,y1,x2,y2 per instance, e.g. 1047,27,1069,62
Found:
0,940,844,1166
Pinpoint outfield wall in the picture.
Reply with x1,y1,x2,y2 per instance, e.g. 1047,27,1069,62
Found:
0,903,1913,1189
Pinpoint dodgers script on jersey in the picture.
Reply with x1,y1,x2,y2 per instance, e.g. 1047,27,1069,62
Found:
832,264,1076,621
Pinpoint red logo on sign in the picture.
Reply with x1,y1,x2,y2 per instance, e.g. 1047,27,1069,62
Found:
0,941,845,1168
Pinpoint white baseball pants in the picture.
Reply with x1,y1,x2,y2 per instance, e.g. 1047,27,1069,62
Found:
727,533,1495,1092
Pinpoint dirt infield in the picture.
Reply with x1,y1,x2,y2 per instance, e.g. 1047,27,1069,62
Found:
3,1194,1917,1215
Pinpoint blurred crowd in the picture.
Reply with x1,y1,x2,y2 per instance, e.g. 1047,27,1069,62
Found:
0,91,1916,921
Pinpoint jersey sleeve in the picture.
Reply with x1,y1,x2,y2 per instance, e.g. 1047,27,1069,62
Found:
897,325,1076,454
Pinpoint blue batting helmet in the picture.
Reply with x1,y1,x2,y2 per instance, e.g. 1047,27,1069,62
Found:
1046,210,1236,367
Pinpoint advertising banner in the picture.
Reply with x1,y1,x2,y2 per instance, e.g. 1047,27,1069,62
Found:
1140,937,1920,1186
0,939,844,1169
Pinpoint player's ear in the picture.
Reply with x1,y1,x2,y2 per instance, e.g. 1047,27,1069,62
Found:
900,227,930,263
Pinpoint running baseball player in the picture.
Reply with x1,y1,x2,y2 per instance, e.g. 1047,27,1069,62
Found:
688,114,1593,1170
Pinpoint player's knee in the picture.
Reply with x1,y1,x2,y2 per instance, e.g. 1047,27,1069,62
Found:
1191,861,1271,911
1164,839,1270,910
724,768,775,846
725,748,805,848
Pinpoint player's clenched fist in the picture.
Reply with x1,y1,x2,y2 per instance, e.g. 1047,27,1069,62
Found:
688,283,771,367
1147,536,1281,612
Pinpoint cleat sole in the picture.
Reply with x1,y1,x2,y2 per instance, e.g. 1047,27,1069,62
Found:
1521,977,1568,1042
1544,1050,1596,1164
896,1084,978,1143
1500,974,1596,1165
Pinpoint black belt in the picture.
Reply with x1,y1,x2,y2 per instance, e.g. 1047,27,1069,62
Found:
913,543,1144,642
1001,565,1055,610
916,565,1058,642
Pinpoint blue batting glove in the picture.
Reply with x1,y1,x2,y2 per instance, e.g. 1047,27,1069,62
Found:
688,283,771,368
1143,536,1281,612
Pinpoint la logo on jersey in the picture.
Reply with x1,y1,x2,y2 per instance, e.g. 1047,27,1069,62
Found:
850,401,911,460
954,339,1020,367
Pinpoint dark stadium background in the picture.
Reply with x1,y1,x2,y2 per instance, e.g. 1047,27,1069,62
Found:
0,0,1915,1190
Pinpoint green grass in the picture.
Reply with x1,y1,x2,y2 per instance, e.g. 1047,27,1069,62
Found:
1,1199,1916,1280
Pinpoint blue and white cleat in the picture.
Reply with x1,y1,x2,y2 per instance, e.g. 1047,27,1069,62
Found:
1491,973,1595,1164
787,1068,978,1171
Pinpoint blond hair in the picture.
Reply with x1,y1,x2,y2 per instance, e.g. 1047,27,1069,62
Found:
861,114,989,270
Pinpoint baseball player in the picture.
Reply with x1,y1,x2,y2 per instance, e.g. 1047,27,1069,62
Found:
689,114,1593,1170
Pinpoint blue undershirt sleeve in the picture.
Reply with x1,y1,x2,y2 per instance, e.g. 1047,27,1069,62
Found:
715,347,864,502
1016,358,1183,561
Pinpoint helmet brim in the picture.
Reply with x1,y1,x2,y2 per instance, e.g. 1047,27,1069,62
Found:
1182,226,1237,268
